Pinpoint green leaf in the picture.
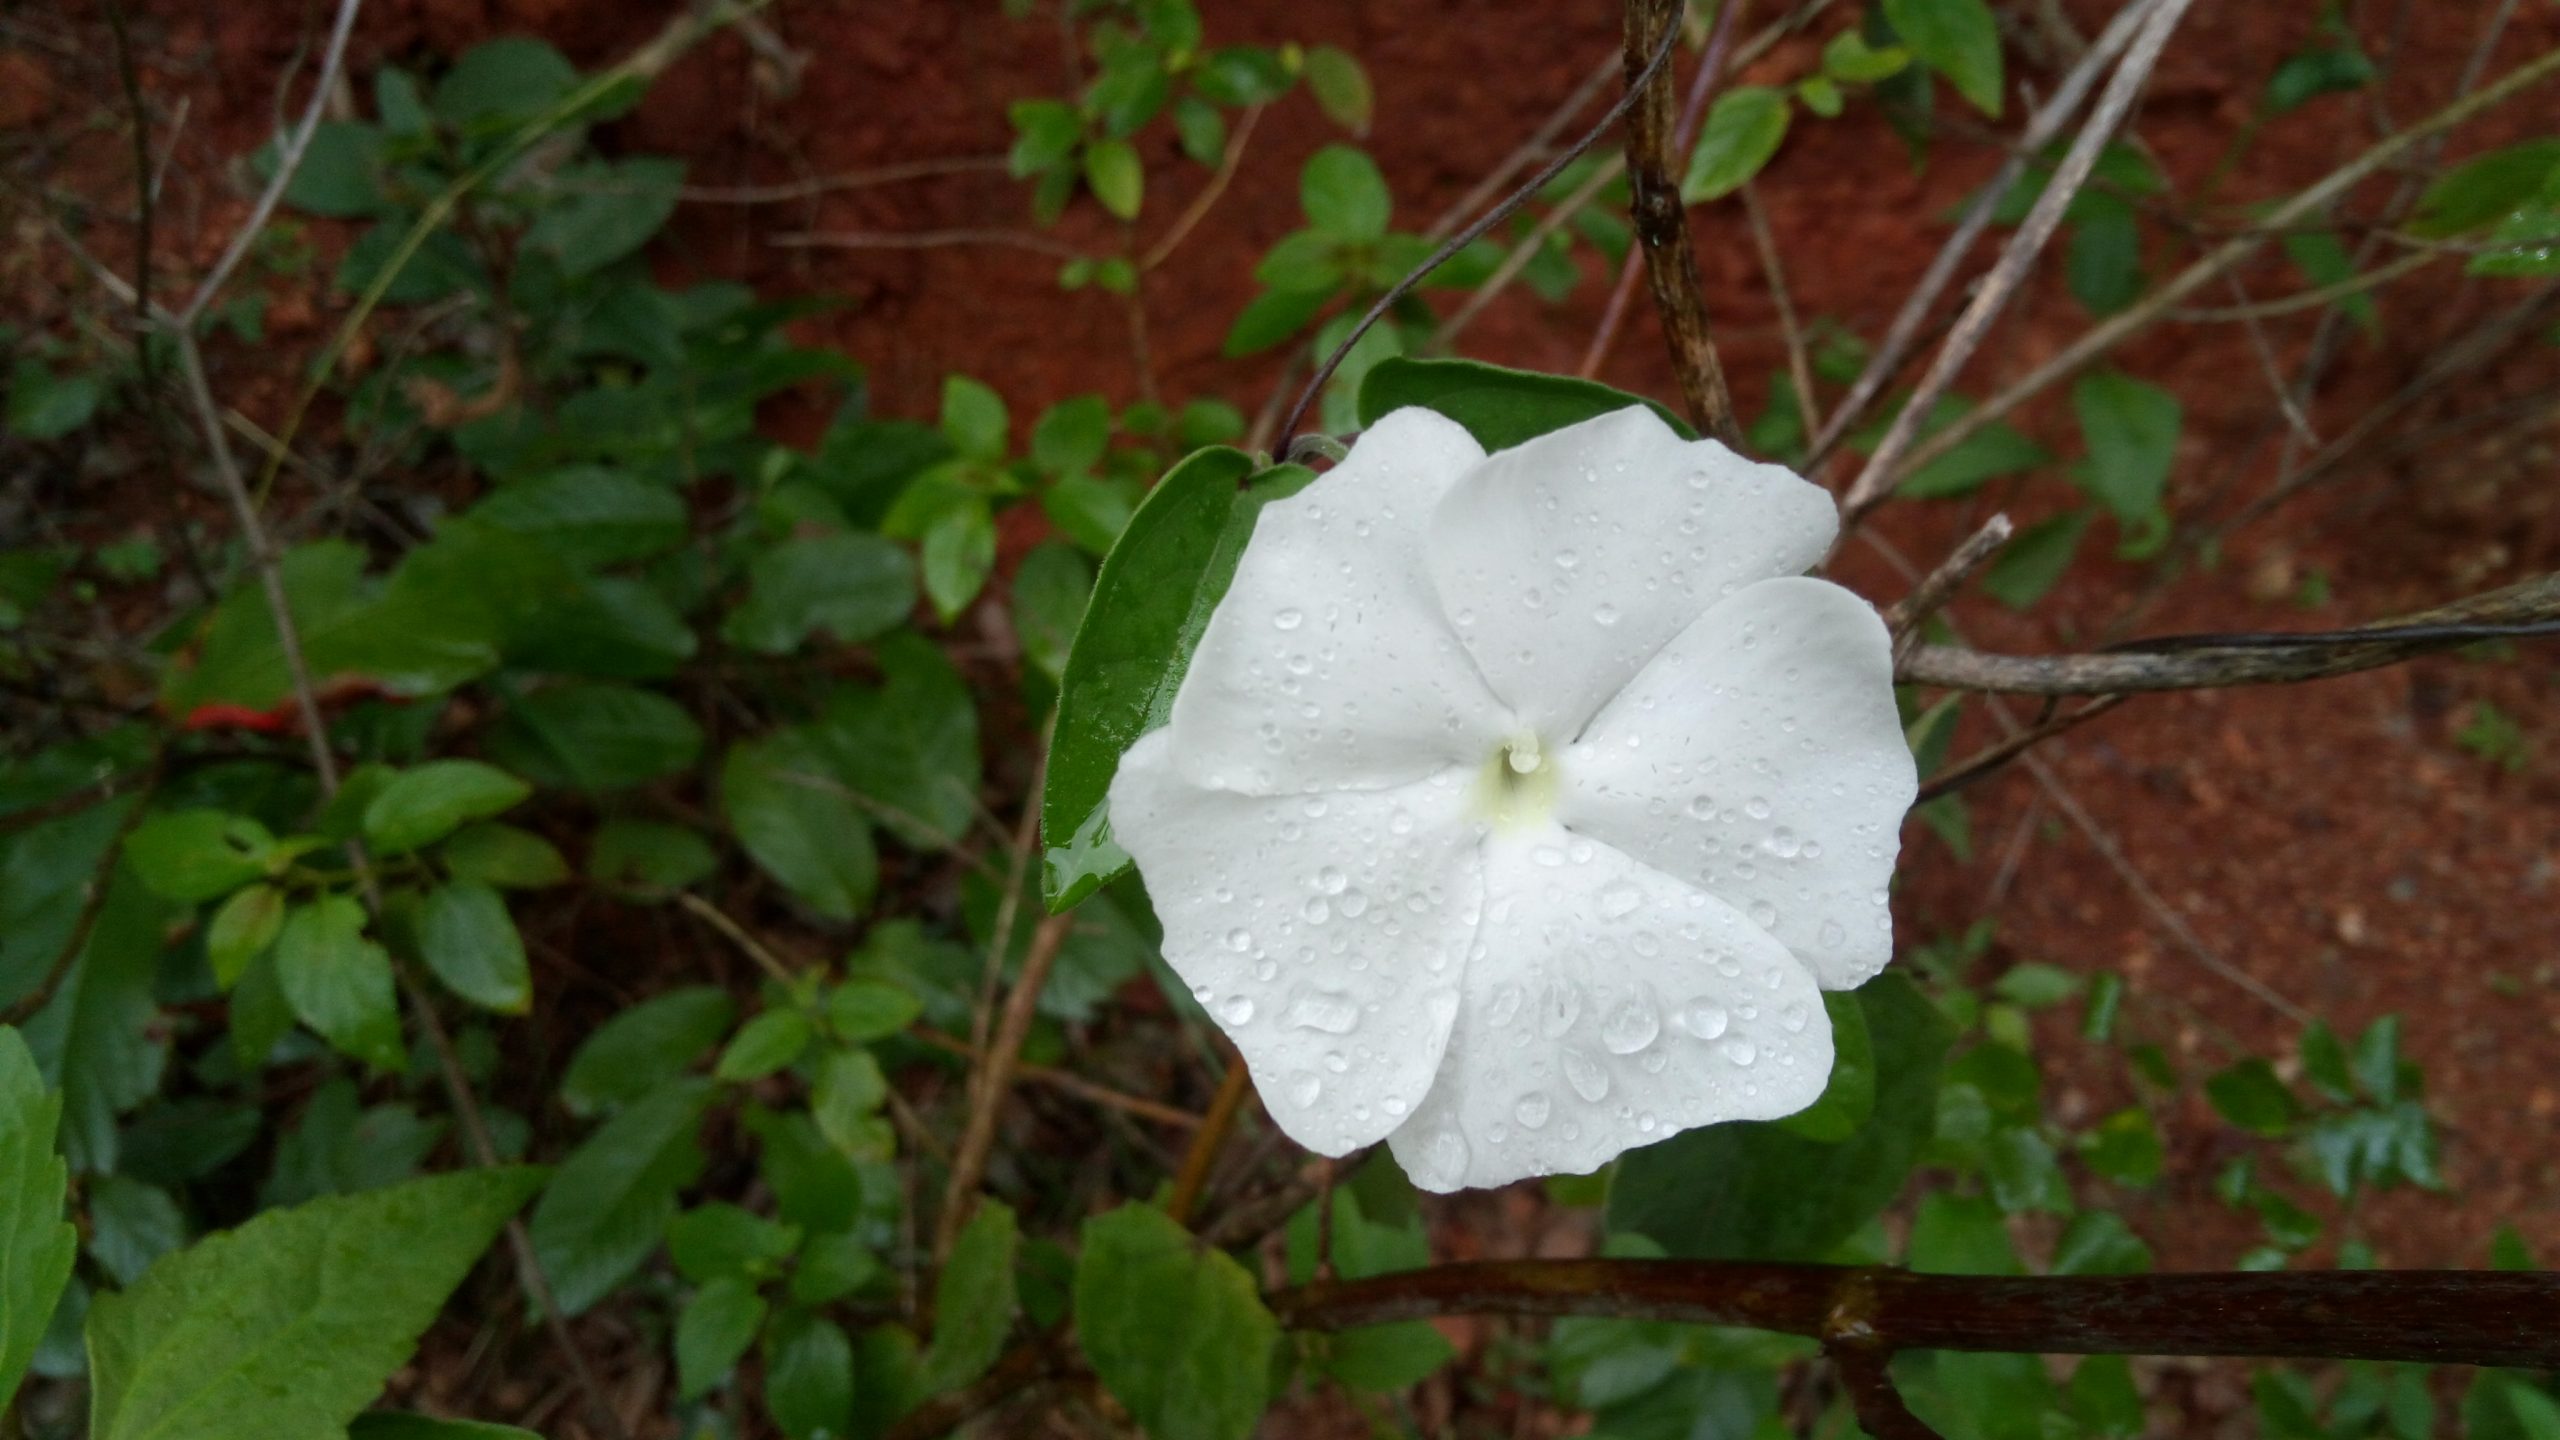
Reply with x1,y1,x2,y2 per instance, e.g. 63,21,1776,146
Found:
585,819,718,900
529,1080,711,1314
921,504,998,622
86,1176,185,1286
1682,87,1792,202
814,634,981,851
348,1415,539,1440
764,1309,854,1440
1040,449,1310,909
363,761,531,855
2351,1014,2404,1104
668,1203,802,1284
2205,1059,2301,1137
2266,45,2376,116
1611,973,1951,1259
1076,1205,1277,1440
716,1010,814,1082
2071,369,2180,523
261,122,384,218
1012,543,1094,683
205,883,285,991
487,682,704,792
1824,31,1911,83
431,37,577,127
2409,140,2560,237
1032,395,1112,474
923,1201,1018,1393
723,733,879,920
1983,1127,2071,1215
526,157,684,276
85,1168,541,1440
810,1050,889,1158
273,896,406,1073
559,987,735,1115
725,533,918,654
5,360,107,441
1356,356,1691,451
2077,1107,2164,1186
1301,145,1391,242
1304,47,1374,133
2299,1020,2356,1101
2067,195,2145,315
1007,99,1081,177
1083,138,1145,220
1908,1192,2022,1274
414,881,532,1014
122,810,274,903
827,980,922,1043
940,375,1010,462
676,1276,766,1400
467,468,688,567
1981,509,2091,610
1220,286,1332,357
436,823,570,890
0,1027,76,1408
2052,1210,2153,1275
1884,0,2004,116
21,863,167,1173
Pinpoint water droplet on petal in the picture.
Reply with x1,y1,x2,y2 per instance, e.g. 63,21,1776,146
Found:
1337,888,1369,918
1593,602,1620,627
1274,608,1304,630
1745,796,1772,821
1562,1046,1610,1102
1722,1036,1758,1066
1284,990,1361,1034
1224,928,1253,952
1678,999,1730,1040
1413,1125,1471,1189
1218,996,1256,1026
1316,865,1347,895
1598,882,1642,919
1818,919,1847,948
1601,994,1661,1055
1288,1072,1322,1107
1486,984,1525,1028
1538,979,1583,1038
1781,1002,1809,1033
1748,900,1780,930
1515,1090,1552,1129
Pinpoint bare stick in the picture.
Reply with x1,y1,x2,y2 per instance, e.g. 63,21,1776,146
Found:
674,155,1007,204
1885,513,2013,644
177,0,364,327
771,228,1086,260
1618,0,1743,443
1841,0,2197,523
935,912,1074,1259
1808,0,2155,464
1164,1056,1254,1227
1740,182,1822,439
910,1030,1203,1131
1143,102,1264,271
1879,43,2560,496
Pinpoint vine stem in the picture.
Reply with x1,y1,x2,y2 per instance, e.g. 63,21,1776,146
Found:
1615,0,1742,443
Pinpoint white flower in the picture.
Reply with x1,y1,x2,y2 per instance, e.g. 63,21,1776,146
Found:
1106,405,1916,1192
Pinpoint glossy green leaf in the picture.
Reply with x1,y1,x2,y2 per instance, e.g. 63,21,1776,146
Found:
921,503,997,623
668,1203,802,1285
2071,369,2180,523
529,1080,711,1314
1772,992,1874,1141
1041,448,1308,909
0,1027,76,1409
1884,0,2004,116
363,762,531,855
1305,47,1374,133
2409,140,2560,237
85,1168,541,1440
1075,1205,1277,1440
723,733,878,920
432,37,577,126
526,157,684,276
1682,87,1792,202
1011,543,1094,683
467,468,688,567
2078,1107,2164,1186
1981,509,2092,610
1356,357,1691,451
814,635,980,851
716,1010,814,1082
414,881,532,1014
273,896,406,1073
559,987,735,1115
1611,973,1951,1259
922,1201,1017,1393
2205,1058,2302,1137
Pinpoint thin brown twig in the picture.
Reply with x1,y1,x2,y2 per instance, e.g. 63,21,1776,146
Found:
911,1029,1203,1131
1163,1055,1253,1228
935,911,1074,1260
1916,695,2127,802
1886,513,2014,647
673,154,1008,203
674,891,801,989
769,228,1088,260
1141,102,1263,271
1617,0,1742,443
1741,182,1822,439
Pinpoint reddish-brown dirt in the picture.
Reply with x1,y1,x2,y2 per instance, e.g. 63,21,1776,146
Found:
9,0,2559,1432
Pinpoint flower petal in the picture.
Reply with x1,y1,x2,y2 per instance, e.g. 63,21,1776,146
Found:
1163,408,1509,795
1385,827,1831,1193
1425,406,1838,739
1109,729,1487,1156
1557,577,1915,989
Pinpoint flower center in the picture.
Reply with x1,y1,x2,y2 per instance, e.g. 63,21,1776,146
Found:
1473,731,1559,831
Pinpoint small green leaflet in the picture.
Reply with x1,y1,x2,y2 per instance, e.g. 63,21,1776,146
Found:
1356,356,1690,451
1075,1205,1277,1440
0,1028,76,1412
